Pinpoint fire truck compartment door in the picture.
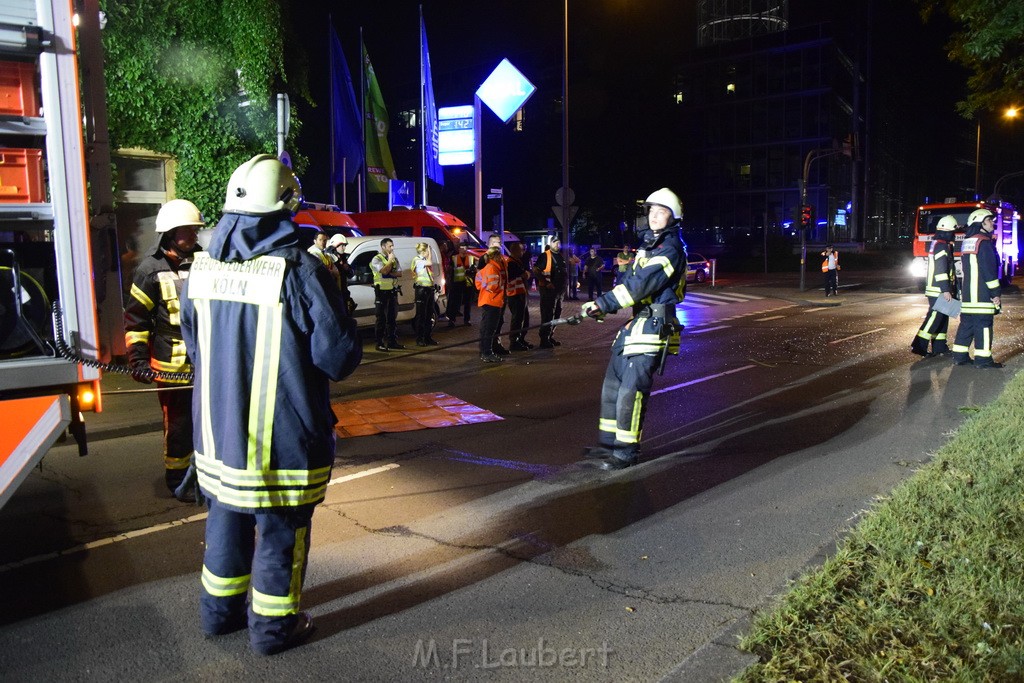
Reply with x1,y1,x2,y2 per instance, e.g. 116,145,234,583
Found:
0,394,70,510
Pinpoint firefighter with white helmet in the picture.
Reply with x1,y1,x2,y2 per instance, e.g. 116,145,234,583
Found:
580,187,688,470
180,154,361,654
911,214,959,357
123,198,205,500
951,207,1002,367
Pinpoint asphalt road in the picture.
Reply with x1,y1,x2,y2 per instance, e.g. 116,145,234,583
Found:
0,272,1019,682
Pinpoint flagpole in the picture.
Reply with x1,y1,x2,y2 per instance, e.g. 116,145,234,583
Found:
328,17,336,206
420,5,427,208
359,27,367,212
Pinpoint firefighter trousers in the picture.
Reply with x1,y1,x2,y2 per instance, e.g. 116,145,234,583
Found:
507,294,528,344
157,384,193,492
598,350,657,458
912,296,950,354
200,498,315,652
952,312,996,366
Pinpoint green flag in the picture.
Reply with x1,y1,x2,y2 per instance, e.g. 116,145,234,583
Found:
362,44,397,194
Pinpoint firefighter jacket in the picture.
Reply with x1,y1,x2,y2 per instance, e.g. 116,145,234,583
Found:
533,249,566,290
595,227,687,357
959,226,1000,314
475,250,507,307
124,248,195,384
924,236,955,298
506,254,528,297
180,212,362,513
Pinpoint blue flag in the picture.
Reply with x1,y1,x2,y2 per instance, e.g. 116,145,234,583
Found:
330,25,363,184
421,13,443,186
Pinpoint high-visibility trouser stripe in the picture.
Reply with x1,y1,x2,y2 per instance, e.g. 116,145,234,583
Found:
125,330,149,345
251,526,307,617
611,284,635,309
962,303,996,314
202,566,250,597
195,299,216,460
599,418,617,435
248,303,283,472
951,343,971,353
975,328,993,357
935,332,947,341
616,391,644,444
130,283,155,310
165,453,191,470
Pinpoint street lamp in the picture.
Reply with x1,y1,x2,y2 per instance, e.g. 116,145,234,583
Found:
974,107,1020,198
561,0,569,246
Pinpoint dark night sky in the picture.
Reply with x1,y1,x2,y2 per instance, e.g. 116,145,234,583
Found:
293,0,980,231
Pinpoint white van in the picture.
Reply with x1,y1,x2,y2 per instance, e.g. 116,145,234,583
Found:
343,236,446,329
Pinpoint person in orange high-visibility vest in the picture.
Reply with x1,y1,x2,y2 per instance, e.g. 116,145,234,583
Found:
533,234,567,348
821,244,839,296
475,234,508,362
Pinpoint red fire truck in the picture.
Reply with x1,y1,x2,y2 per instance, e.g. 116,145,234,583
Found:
910,199,1019,285
0,0,105,508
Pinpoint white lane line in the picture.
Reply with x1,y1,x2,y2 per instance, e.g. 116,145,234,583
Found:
828,328,886,345
803,307,830,313
652,364,757,396
688,325,729,335
0,463,401,574
756,315,786,321
328,463,400,486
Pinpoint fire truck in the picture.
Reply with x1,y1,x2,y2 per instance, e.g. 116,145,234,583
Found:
0,0,105,508
910,199,1020,285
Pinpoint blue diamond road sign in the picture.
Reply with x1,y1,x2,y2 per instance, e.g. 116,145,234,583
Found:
476,59,536,124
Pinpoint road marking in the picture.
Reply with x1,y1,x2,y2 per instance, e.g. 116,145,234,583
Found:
328,463,400,485
0,463,401,574
438,449,561,476
828,328,886,345
688,325,729,335
755,315,786,321
803,307,830,312
652,364,757,396
687,292,762,304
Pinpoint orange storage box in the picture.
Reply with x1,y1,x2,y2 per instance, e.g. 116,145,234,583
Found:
0,61,38,117
0,148,44,203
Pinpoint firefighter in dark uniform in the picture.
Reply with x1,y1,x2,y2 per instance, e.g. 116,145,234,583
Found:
180,155,361,655
911,214,958,357
581,188,688,470
534,234,567,348
124,198,205,498
952,208,1003,368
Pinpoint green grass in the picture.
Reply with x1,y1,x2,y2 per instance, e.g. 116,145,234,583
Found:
737,370,1024,682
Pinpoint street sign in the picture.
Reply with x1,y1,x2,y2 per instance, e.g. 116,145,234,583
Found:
490,188,502,196
487,194,501,200
555,186,574,206
552,205,579,229
438,105,475,166
476,59,537,124
388,179,415,209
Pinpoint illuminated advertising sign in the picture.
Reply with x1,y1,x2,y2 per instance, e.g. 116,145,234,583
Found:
476,58,536,124
438,105,475,166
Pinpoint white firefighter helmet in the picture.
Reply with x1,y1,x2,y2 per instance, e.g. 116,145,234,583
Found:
155,199,205,233
967,208,995,226
326,233,347,249
223,154,303,215
936,215,958,232
644,188,683,221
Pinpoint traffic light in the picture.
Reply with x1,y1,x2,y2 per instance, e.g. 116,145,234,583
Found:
800,204,813,230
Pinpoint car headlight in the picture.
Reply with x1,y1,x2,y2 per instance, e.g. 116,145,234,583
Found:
908,257,928,278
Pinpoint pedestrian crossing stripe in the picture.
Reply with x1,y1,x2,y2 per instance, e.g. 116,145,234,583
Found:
679,291,765,309
683,304,796,329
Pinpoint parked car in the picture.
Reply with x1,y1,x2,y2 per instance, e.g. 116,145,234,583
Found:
343,235,445,329
687,253,711,282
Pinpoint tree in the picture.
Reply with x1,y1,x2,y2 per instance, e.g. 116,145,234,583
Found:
913,0,1024,117
99,0,308,219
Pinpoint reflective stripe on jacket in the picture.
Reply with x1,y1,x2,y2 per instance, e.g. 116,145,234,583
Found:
453,253,474,282
123,250,194,384
924,239,954,298
960,233,1000,314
